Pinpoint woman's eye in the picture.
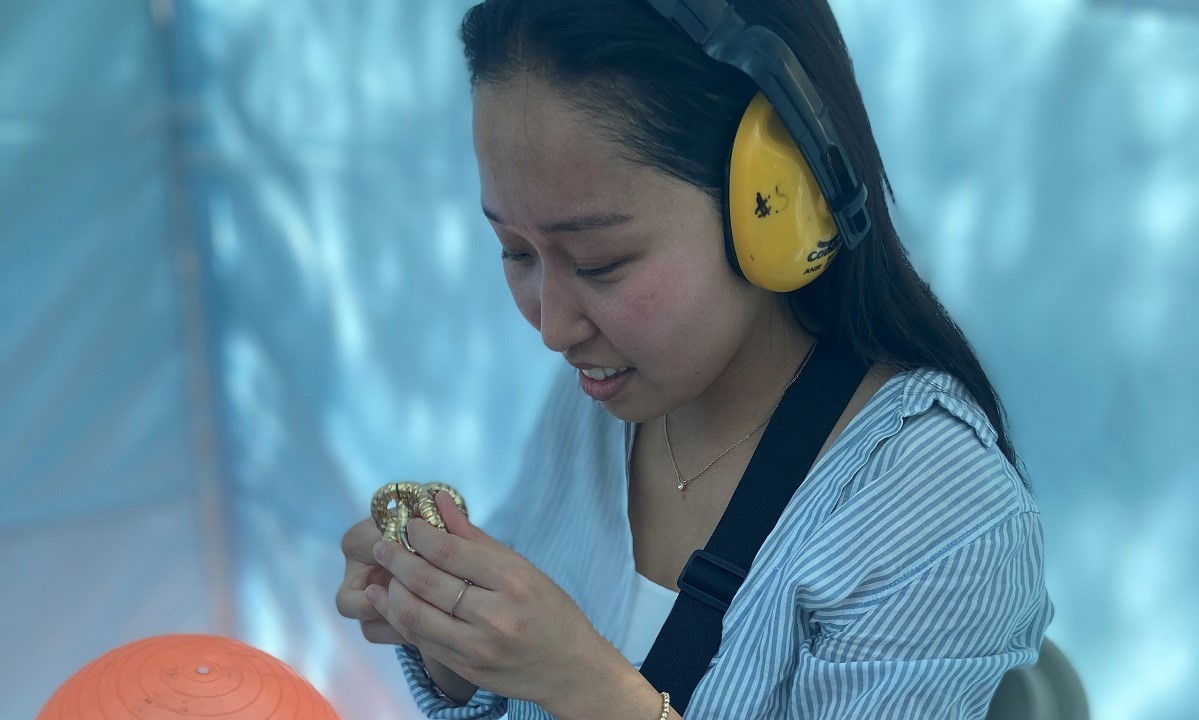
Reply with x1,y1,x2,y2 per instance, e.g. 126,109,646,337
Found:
500,250,529,263
500,251,623,279
575,261,624,279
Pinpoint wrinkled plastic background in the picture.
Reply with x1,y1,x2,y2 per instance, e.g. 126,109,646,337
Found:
1,1,1195,718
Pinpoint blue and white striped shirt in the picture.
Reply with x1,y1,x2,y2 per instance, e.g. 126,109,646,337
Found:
396,363,1054,718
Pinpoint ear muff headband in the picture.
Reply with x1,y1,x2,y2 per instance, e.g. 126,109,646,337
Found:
643,0,872,291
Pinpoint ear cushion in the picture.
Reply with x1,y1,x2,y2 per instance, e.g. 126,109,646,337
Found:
724,92,840,292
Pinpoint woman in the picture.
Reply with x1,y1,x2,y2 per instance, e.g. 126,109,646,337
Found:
336,0,1054,717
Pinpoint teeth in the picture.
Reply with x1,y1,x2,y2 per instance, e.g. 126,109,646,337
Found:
582,366,630,380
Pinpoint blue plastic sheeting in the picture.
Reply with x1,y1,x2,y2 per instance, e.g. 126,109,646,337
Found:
0,0,221,717
1,0,1197,718
168,2,554,716
842,5,1199,718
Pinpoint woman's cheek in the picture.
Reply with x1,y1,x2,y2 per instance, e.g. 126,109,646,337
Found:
617,278,668,333
506,274,541,330
583,296,646,359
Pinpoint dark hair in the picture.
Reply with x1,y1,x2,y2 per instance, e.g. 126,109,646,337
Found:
460,0,1029,486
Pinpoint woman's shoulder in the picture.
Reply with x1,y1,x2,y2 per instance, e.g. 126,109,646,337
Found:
836,365,1029,507
839,364,1035,517
775,365,1041,607
892,365,1003,449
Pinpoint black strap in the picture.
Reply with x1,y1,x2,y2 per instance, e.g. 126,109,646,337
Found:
638,338,870,714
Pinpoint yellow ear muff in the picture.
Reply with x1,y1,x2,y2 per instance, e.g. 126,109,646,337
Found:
727,92,840,292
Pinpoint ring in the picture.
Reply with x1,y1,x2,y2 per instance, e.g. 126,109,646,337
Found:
449,578,472,619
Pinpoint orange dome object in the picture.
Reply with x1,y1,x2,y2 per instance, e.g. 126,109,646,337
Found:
37,634,340,719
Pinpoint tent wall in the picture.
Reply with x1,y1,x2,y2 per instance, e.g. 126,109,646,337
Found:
1,1,1196,718
0,0,225,715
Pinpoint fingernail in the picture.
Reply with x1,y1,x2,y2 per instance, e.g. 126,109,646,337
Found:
373,541,386,562
364,586,382,605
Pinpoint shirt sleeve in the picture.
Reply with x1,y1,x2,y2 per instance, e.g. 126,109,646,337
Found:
394,643,508,719
788,510,1054,719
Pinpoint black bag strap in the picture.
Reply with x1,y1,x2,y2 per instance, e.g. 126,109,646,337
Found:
638,338,870,714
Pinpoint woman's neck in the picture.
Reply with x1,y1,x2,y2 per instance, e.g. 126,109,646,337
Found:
661,298,818,471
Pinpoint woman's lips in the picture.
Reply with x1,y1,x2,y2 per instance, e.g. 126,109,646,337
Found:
578,367,635,401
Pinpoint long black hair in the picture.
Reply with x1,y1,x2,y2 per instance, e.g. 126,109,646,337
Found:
459,0,1029,486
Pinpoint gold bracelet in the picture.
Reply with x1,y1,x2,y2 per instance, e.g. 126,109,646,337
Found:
657,691,671,719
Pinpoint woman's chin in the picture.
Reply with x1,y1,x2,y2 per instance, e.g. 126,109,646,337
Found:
597,398,660,426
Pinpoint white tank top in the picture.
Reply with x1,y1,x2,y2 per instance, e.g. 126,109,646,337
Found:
619,571,681,669
619,422,682,669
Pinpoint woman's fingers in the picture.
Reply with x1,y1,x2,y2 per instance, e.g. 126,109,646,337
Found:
359,618,409,645
400,517,509,592
337,576,383,621
373,536,501,627
338,517,395,625
341,516,381,566
338,552,392,611
366,576,474,669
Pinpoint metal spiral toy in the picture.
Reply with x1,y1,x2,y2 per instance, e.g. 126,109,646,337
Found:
371,481,468,553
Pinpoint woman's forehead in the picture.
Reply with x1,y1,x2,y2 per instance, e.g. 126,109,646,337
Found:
471,75,707,240
474,84,637,183
473,107,653,229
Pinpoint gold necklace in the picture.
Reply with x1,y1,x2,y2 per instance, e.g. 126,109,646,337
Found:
664,338,818,492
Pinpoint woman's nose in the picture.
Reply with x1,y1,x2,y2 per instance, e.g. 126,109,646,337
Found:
537,271,591,354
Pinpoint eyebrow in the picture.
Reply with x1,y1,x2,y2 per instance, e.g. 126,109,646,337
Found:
482,205,634,235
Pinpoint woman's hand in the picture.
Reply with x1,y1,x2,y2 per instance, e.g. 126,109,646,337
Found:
364,490,613,710
337,515,480,703
336,516,416,645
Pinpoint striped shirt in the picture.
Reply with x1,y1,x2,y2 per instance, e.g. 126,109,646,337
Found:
396,363,1054,718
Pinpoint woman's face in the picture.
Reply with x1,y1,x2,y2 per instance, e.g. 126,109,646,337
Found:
472,73,780,424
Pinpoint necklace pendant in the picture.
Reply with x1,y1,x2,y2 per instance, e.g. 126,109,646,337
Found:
677,481,686,491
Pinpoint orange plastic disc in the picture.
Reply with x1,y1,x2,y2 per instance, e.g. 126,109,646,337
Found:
37,634,340,719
